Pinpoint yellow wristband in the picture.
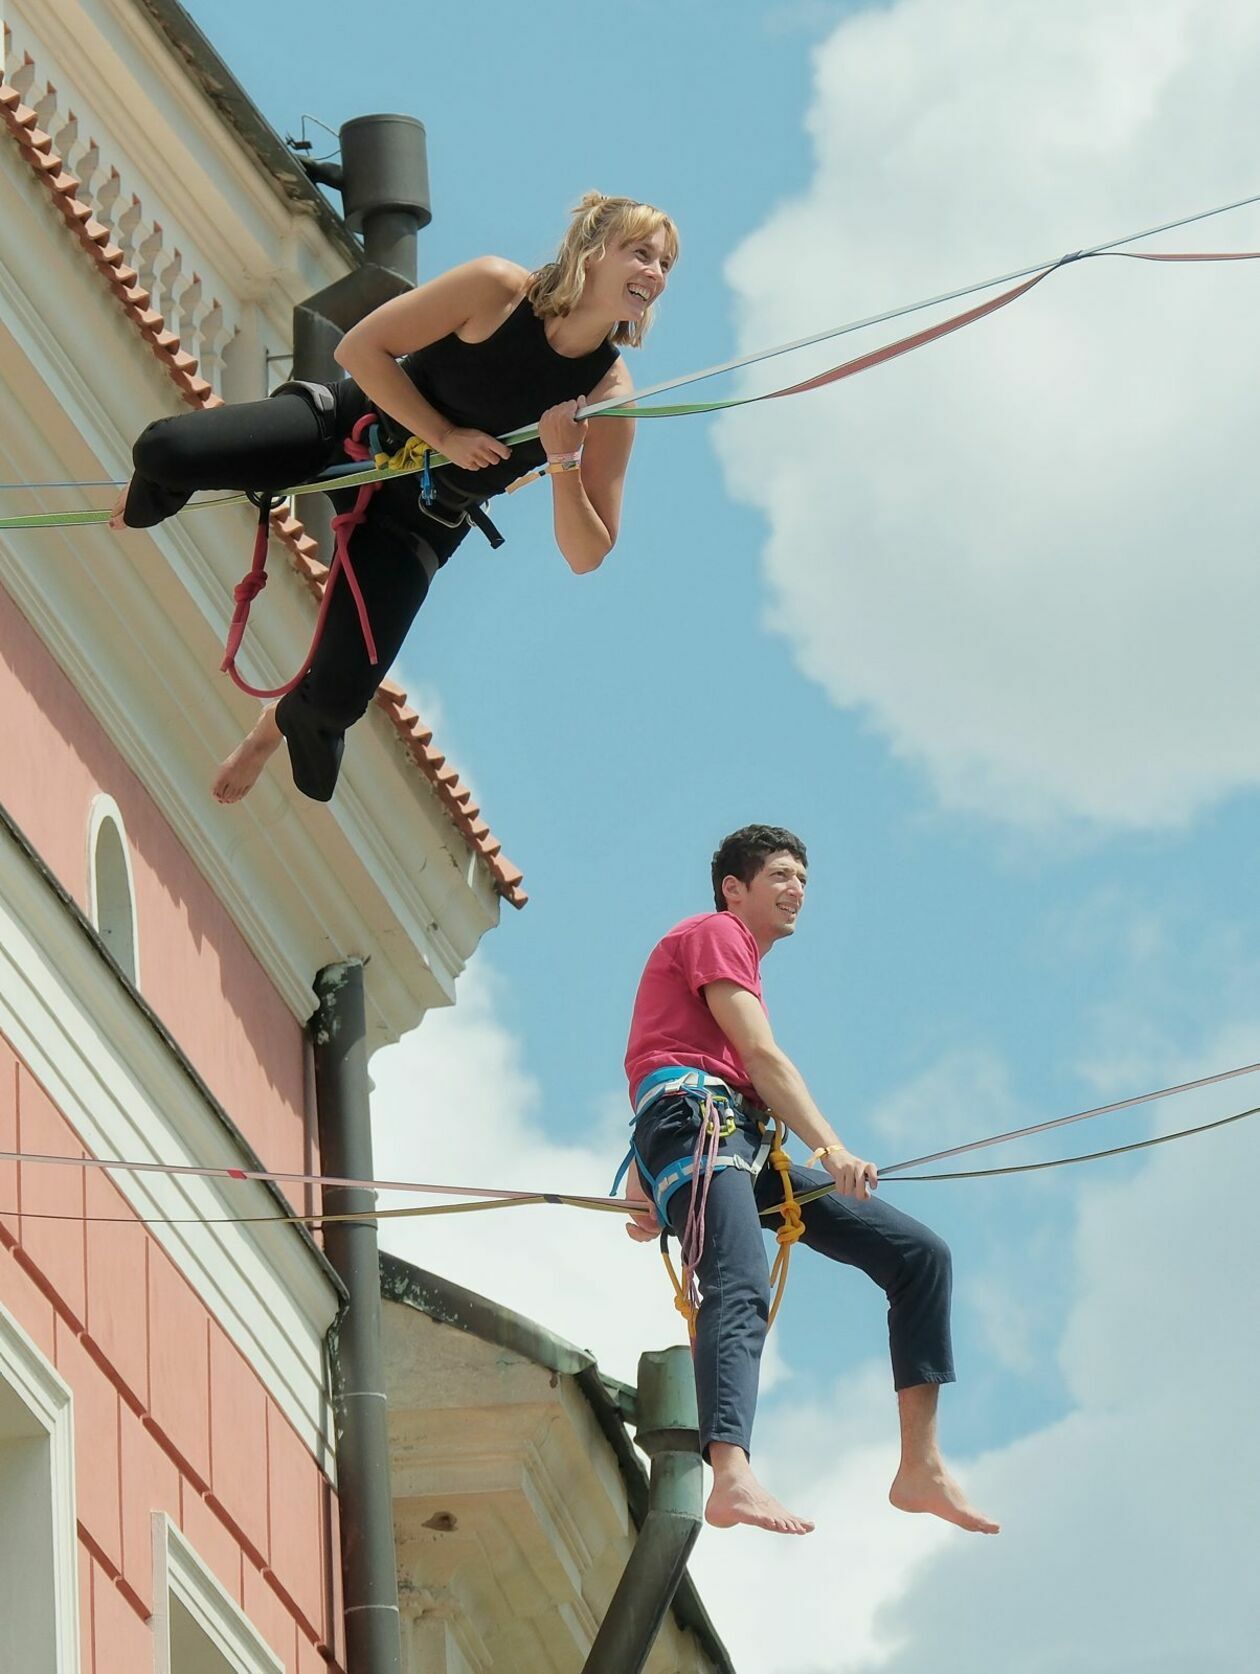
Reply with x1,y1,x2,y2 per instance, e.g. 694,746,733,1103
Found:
807,1143,847,1166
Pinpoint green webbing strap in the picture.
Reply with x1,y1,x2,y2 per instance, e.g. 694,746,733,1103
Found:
5,186,1260,533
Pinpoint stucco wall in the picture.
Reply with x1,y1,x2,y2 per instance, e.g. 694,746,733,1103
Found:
0,1036,343,1674
0,581,310,1197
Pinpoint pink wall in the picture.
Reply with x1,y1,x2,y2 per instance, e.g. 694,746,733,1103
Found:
0,582,342,1667
0,1038,344,1674
0,581,309,1197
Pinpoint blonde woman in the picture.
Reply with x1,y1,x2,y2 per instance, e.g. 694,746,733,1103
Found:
112,193,677,803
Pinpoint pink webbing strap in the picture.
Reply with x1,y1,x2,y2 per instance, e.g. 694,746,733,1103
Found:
1121,250,1260,261
760,249,1260,405
766,268,1055,403
678,1090,724,1324
220,414,381,701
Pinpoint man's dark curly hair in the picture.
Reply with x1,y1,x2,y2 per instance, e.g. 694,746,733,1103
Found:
710,825,807,911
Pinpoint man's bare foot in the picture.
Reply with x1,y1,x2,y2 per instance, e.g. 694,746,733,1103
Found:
212,706,283,803
889,1462,1000,1534
705,1446,814,1535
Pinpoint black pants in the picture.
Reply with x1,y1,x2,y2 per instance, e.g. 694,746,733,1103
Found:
129,394,450,801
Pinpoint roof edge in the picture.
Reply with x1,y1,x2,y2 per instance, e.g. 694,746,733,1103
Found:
379,1250,736,1672
130,0,363,264
0,77,526,909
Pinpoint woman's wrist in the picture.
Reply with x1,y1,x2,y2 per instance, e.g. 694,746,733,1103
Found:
425,417,452,453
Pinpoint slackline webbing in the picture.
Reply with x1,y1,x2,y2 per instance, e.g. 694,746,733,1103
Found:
1,1058,1256,1231
2,188,1258,533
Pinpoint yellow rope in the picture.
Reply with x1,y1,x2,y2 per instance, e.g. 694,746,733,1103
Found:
374,435,433,474
660,1113,807,1343
661,1242,698,1342
765,1117,805,1327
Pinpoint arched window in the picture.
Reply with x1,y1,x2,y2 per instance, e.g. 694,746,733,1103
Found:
87,796,139,986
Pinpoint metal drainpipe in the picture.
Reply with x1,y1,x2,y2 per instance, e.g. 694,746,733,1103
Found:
292,113,432,558
312,961,402,1674
584,1347,704,1674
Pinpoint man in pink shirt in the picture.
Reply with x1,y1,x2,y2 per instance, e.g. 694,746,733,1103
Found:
623,825,998,1537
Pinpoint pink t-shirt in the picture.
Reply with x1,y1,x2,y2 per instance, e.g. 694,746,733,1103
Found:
624,912,766,1102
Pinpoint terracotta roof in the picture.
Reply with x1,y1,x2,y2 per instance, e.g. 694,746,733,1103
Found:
0,79,526,907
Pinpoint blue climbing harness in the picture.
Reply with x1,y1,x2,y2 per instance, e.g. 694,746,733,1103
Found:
611,1066,773,1224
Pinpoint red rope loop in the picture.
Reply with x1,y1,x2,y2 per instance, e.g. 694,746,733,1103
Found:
221,413,382,700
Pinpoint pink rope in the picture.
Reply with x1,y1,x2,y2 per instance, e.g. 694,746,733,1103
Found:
221,413,381,700
679,1091,724,1321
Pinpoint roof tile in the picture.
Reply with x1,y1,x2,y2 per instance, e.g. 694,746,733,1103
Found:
1,75,525,909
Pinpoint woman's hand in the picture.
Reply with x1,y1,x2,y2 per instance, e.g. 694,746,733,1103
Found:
438,427,512,471
107,480,131,531
538,398,589,460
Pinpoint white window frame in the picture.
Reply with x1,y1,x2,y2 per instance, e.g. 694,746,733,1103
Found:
0,1303,80,1674
86,793,141,987
150,1513,284,1674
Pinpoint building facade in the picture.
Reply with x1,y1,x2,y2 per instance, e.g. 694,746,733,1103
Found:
1,1,514,1669
0,4,729,1670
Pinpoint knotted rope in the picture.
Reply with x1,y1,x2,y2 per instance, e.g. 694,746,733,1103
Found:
662,1104,808,1341
219,414,380,700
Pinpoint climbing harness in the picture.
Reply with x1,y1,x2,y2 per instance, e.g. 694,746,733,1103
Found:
656,1111,806,1340
218,412,503,699
615,1068,827,1341
611,1068,762,1211
365,432,505,547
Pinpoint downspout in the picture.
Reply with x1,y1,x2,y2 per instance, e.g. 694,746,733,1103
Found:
584,1347,704,1674
312,961,402,1674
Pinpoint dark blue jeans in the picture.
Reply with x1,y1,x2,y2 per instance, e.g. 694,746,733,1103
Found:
635,1094,955,1458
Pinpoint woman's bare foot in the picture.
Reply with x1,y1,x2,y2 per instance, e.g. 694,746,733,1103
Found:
212,706,283,803
107,482,129,530
889,1461,1000,1533
705,1444,814,1535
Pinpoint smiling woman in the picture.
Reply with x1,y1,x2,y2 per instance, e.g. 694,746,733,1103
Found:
109,192,679,805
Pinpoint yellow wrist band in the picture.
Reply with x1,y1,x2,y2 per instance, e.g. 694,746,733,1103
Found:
807,1143,847,1166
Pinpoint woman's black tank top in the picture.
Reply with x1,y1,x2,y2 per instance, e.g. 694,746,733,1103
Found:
335,296,619,508
403,298,619,500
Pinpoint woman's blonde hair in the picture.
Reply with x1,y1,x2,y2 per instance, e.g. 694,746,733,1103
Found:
527,191,679,348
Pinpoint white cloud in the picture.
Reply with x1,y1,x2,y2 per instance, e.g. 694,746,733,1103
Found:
850,1057,1260,1674
368,960,1260,1670
868,1046,1024,1158
717,0,1260,831
689,1024,1260,1673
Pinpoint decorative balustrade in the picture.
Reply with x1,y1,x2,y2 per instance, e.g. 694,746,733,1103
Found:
3,24,236,393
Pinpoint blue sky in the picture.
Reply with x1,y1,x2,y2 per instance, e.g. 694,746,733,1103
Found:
188,1,1260,1665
